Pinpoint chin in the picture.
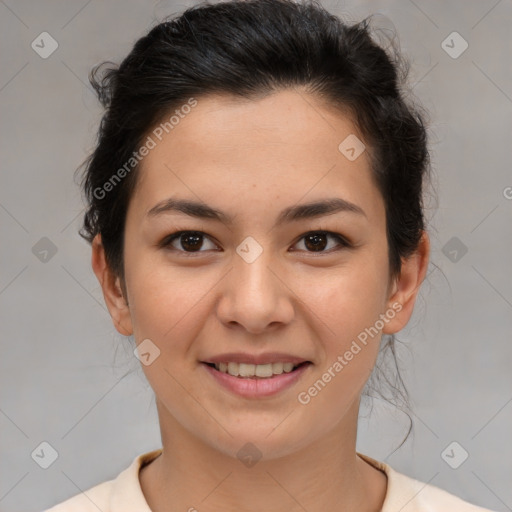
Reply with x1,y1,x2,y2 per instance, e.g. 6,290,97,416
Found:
206,422,315,463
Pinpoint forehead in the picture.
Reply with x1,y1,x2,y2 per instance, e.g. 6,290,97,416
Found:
128,90,384,225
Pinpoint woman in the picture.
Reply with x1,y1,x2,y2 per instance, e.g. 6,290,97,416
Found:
45,0,494,510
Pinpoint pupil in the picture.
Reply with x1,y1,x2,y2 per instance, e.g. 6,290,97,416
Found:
182,232,202,251
305,233,327,252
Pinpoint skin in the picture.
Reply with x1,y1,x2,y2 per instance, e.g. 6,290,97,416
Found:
92,89,430,512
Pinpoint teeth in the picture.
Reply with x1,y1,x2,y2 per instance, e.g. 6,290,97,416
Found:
214,361,302,378
256,363,274,377
282,362,294,373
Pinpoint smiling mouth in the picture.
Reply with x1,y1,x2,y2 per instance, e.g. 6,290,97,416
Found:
203,361,311,379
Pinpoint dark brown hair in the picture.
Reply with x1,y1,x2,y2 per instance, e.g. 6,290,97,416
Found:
78,0,432,434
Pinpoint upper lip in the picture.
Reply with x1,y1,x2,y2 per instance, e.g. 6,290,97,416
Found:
202,352,311,365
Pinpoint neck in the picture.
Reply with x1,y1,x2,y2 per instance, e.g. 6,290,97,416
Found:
139,399,387,512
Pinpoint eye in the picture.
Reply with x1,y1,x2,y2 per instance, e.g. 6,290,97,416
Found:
160,231,219,254
159,230,351,256
292,231,352,253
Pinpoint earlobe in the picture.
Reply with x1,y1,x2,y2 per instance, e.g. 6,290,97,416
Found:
91,234,133,336
382,231,430,335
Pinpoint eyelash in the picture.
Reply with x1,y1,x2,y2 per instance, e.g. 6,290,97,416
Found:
159,230,352,256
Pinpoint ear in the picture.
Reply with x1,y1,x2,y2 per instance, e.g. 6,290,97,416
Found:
382,231,430,334
91,234,133,336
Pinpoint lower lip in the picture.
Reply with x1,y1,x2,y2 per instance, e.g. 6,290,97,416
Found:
201,363,311,398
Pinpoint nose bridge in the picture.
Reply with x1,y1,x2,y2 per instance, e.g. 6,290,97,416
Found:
217,238,293,332
236,246,275,298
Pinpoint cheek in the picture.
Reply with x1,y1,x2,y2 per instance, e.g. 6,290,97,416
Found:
295,268,389,415
123,249,209,346
294,255,390,340
125,261,210,399
295,254,390,403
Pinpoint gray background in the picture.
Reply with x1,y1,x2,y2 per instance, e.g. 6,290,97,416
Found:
1,1,511,511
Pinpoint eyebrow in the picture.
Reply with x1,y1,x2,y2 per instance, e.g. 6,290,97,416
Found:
146,196,367,227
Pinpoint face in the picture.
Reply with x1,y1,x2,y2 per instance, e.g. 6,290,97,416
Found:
94,89,428,461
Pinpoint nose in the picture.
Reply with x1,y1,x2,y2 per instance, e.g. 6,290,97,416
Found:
216,248,295,334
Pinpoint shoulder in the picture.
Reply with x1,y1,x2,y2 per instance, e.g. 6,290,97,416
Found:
43,449,163,512
357,453,496,512
43,479,114,512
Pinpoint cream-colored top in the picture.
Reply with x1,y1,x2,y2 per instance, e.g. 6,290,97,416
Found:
44,448,494,511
